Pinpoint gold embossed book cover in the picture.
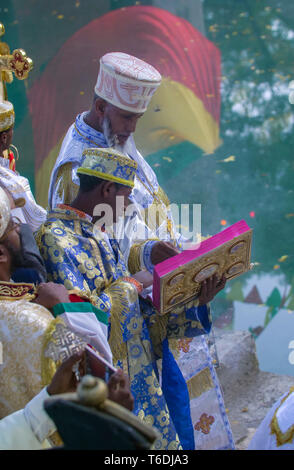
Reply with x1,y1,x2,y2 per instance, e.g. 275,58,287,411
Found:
153,220,252,314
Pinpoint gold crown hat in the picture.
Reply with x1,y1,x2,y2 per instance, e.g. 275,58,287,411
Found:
77,148,138,188
0,186,11,239
0,100,15,132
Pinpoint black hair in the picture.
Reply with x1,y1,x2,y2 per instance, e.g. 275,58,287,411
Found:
78,173,123,193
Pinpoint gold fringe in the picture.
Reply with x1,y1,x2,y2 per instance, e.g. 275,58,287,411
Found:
107,280,138,364
55,162,79,205
128,242,145,274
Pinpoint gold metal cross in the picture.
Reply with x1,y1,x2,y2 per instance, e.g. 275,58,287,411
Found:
0,23,33,100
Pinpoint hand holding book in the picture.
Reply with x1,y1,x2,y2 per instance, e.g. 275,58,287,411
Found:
198,273,227,306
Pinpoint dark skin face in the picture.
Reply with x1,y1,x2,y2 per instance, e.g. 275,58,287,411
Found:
0,126,14,155
84,98,144,146
0,219,21,281
71,181,132,223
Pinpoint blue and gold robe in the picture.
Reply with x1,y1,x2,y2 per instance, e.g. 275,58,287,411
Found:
36,206,214,450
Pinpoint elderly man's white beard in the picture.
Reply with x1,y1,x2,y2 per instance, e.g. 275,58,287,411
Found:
102,117,133,156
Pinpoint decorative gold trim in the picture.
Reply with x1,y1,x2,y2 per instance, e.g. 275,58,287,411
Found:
128,241,145,274
41,317,64,387
0,281,37,301
270,387,294,447
77,167,134,188
87,236,108,289
158,229,252,314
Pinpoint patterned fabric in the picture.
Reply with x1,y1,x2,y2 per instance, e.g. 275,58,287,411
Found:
0,101,14,132
0,299,58,419
36,207,213,450
95,52,161,113
78,147,137,188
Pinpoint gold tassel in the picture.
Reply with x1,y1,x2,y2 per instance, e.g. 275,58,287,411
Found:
107,280,138,364
128,242,145,274
55,162,79,204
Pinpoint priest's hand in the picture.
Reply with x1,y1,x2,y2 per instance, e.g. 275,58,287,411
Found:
34,282,70,310
198,274,227,306
47,351,86,395
151,241,180,266
132,270,153,288
107,369,134,411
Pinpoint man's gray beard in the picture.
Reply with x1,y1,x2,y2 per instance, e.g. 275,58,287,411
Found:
102,117,132,156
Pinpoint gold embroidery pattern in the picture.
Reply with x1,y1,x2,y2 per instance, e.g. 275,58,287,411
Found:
0,281,37,301
158,229,252,314
42,319,86,387
0,300,54,418
270,387,294,447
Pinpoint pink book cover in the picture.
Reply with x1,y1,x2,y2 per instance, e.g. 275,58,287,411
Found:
153,220,252,314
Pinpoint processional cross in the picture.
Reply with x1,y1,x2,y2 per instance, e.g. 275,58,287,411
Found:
0,23,33,100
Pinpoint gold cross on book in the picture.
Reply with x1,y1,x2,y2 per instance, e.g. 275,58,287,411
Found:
0,23,33,100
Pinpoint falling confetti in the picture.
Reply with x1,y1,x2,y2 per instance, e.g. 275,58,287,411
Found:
249,211,255,218
278,255,288,263
273,265,280,270
220,220,227,226
220,156,236,163
162,157,172,163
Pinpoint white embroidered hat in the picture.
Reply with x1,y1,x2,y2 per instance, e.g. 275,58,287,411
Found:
0,101,15,133
95,52,162,113
0,186,11,239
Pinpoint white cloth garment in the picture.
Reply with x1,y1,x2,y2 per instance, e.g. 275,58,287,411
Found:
248,388,294,450
0,387,55,450
0,159,47,232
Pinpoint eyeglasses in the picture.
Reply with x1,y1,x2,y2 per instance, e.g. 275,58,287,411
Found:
0,216,21,242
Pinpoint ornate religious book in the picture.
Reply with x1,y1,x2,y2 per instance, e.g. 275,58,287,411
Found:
153,220,252,314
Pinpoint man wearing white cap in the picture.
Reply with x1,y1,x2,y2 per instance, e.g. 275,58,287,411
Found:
0,100,47,233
